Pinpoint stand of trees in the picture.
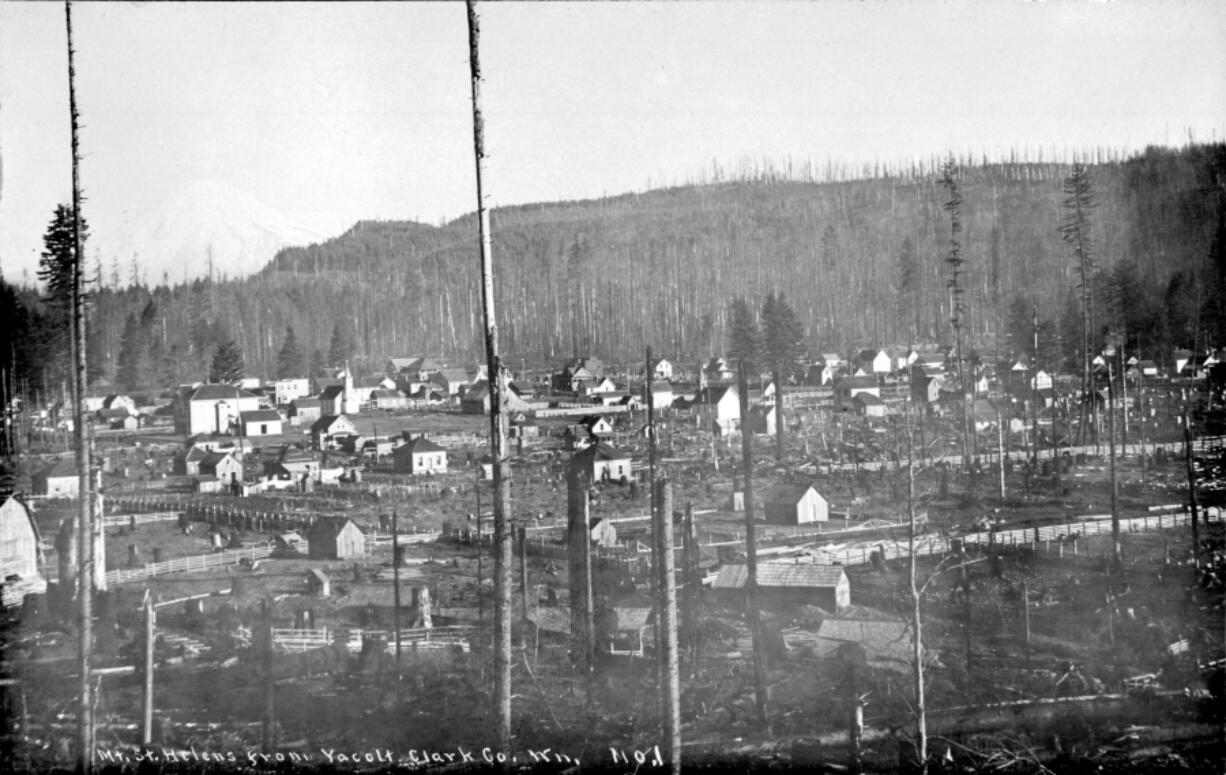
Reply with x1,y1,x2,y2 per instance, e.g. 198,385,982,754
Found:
2,145,1223,404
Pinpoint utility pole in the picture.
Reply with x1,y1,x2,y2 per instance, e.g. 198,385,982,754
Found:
466,0,512,751
737,364,770,732
906,400,928,772
996,405,1006,499
1108,360,1120,571
1184,413,1200,567
142,592,155,746
66,4,95,771
647,347,664,705
392,509,402,668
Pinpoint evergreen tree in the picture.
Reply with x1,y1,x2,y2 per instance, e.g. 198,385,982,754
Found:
38,204,88,312
116,313,149,392
328,320,354,369
896,236,920,341
726,297,760,373
209,339,245,384
762,291,805,461
276,326,306,379
940,156,972,471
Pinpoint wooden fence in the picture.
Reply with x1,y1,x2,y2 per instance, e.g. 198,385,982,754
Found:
104,544,273,586
797,505,1223,568
101,511,181,528
270,625,471,654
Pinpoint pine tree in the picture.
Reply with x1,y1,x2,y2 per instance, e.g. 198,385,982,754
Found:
761,291,805,461
276,326,305,379
116,313,149,392
209,340,245,384
327,320,353,370
38,204,88,312
726,297,760,373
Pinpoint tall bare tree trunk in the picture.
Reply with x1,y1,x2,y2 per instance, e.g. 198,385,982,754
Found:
906,402,928,772
737,365,770,732
465,1,512,750
655,480,681,774
66,5,95,771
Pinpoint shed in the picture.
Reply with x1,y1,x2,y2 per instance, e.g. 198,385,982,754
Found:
806,618,912,674
570,443,632,483
589,517,618,548
32,458,80,499
238,409,284,437
392,435,448,475
307,568,331,597
711,563,850,611
608,606,653,656
308,517,366,560
763,483,828,525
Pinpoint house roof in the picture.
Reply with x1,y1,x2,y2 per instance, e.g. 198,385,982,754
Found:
239,410,283,423
397,436,445,454
853,393,885,406
612,606,653,632
763,483,818,506
291,397,322,409
319,385,345,400
310,414,352,434
526,606,571,635
370,389,404,399
572,442,630,464
307,517,363,539
837,376,878,389
434,368,469,383
189,384,260,402
711,563,846,590
811,618,911,667
37,458,78,480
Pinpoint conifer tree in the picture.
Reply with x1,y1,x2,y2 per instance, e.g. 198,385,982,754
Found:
209,339,244,384
761,291,804,461
275,326,305,379
1060,162,1096,443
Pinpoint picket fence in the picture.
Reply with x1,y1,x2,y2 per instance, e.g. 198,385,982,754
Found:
270,625,471,654
104,544,273,586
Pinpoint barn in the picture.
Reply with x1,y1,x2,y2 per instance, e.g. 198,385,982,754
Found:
711,563,850,612
308,517,366,560
0,496,42,582
763,484,828,525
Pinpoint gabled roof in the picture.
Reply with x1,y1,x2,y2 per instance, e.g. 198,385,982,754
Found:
36,458,78,480
572,442,630,464
433,368,469,383
239,409,282,423
712,563,846,589
319,385,345,400
397,436,445,455
189,384,260,402
307,516,363,539
853,393,885,406
290,397,322,408
370,389,404,399
311,414,353,434
837,376,878,389
763,483,818,506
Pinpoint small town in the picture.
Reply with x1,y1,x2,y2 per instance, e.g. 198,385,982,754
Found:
1,3,1224,775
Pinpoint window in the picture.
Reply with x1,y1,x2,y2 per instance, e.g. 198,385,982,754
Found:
261,424,268,435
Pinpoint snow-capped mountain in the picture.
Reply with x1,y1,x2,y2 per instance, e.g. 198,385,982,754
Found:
96,180,329,285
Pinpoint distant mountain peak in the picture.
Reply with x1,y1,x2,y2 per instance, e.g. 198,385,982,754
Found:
97,180,330,285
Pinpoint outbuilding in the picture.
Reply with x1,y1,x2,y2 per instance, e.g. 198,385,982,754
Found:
711,563,850,612
308,517,366,560
32,459,80,499
762,483,828,525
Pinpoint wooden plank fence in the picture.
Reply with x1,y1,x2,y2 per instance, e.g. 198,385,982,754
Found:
795,505,1223,568
101,511,181,528
104,544,273,586
270,626,471,654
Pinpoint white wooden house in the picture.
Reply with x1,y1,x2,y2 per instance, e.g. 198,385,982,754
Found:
763,483,828,525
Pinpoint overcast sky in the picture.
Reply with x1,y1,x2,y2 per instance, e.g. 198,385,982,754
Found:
1,0,1223,284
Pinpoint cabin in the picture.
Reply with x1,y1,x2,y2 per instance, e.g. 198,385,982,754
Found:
308,517,366,560
1173,349,1194,376
199,451,244,489
704,357,735,383
911,374,944,404
271,378,311,407
274,531,307,556
238,409,283,437
607,607,653,656
460,383,532,415
643,383,675,409
32,459,80,499
762,483,828,525
175,384,263,435
392,436,448,475
570,443,632,483
805,360,836,387
311,414,357,450
1031,370,1053,392
712,563,850,612
0,495,43,586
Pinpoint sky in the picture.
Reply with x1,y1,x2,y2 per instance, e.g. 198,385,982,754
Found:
1,0,1224,285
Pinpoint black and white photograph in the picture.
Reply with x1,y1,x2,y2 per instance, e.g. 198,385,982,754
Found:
1,1,1224,773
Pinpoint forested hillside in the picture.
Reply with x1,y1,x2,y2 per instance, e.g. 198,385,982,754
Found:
3,144,1224,401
